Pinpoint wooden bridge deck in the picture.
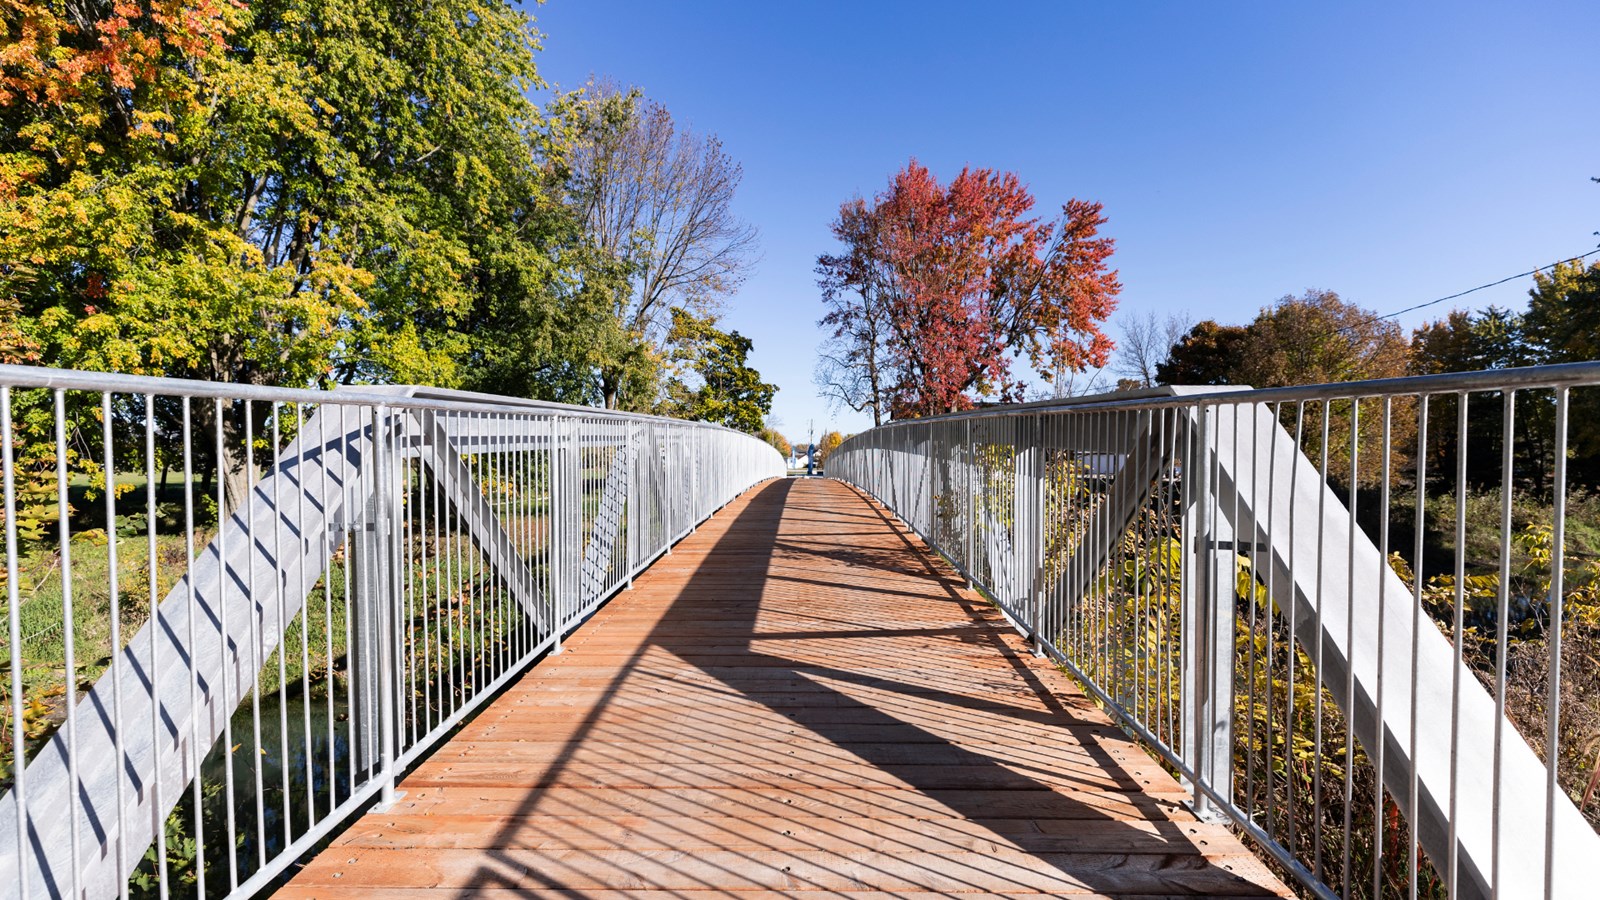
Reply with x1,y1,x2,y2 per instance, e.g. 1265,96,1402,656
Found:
283,478,1291,899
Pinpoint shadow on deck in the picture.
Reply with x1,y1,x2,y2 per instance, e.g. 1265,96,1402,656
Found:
282,478,1291,898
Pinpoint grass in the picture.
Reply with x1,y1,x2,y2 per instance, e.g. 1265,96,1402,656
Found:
0,527,356,781
1414,485,1600,568
0,506,563,784
1,532,351,689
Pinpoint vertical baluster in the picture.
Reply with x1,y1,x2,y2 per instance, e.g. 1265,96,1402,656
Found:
180,396,206,894
103,392,131,900
1409,395,1429,900
1543,388,1569,900
51,391,81,898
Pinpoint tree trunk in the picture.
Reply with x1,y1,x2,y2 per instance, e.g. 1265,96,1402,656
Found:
601,370,620,410
220,440,256,524
211,396,266,522
867,349,883,427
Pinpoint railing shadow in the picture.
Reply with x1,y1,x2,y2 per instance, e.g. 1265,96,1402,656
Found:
371,477,1281,896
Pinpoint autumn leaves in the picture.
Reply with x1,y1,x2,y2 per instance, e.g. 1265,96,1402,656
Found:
816,161,1120,422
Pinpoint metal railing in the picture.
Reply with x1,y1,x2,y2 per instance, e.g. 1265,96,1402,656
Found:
828,363,1600,900
0,364,783,899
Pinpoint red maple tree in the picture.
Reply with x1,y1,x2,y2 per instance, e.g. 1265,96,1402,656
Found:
818,160,1119,419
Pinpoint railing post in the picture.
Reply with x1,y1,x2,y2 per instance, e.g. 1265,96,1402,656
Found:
965,419,975,590
350,409,385,775
354,405,401,809
1030,417,1047,657
1181,404,1235,820
659,431,668,547
626,423,637,589
552,417,578,654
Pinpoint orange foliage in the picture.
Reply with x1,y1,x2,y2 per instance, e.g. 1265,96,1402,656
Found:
0,0,231,109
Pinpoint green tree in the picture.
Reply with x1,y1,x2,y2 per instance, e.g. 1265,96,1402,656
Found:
1236,289,1410,387
1156,320,1252,385
1411,307,1533,377
1159,292,1408,389
662,309,775,434
1155,291,1411,486
3,0,571,387
457,231,659,407
1525,260,1600,484
1408,269,1600,492
1,0,595,498
1248,291,1413,482
1525,260,1600,365
1410,308,1548,488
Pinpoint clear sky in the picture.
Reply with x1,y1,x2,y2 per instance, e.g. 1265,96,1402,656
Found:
528,1,1598,441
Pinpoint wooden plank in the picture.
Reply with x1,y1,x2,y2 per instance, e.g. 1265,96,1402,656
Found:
284,883,1286,890
330,813,1242,854
284,478,1291,899
288,846,1284,894
399,761,1165,793
457,718,1117,747
430,739,1172,772
384,786,1192,820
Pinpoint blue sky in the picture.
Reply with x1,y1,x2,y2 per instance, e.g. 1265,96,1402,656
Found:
529,1,1597,440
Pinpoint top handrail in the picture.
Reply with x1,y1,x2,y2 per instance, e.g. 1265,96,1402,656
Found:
0,364,751,432
864,360,1600,430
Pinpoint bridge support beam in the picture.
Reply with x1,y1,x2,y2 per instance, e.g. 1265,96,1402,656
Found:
0,407,377,900
1181,405,1237,821
1209,401,1600,900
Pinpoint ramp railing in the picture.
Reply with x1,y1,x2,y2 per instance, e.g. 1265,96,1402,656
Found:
0,365,783,899
828,364,1600,900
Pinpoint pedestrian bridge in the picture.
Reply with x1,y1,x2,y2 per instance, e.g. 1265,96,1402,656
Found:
283,477,1289,898
1,363,1598,900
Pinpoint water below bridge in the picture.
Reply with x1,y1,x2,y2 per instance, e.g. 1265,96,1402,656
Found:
282,477,1291,898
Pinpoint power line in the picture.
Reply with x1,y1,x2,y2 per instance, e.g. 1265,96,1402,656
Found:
1339,248,1600,336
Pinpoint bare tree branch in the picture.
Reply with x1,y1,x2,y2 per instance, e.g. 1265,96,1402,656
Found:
1110,309,1193,388
569,81,760,409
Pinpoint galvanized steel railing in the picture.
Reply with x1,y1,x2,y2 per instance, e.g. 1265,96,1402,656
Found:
0,364,783,899
828,363,1600,900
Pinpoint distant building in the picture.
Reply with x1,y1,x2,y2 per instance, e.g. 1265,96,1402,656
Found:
788,445,817,472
